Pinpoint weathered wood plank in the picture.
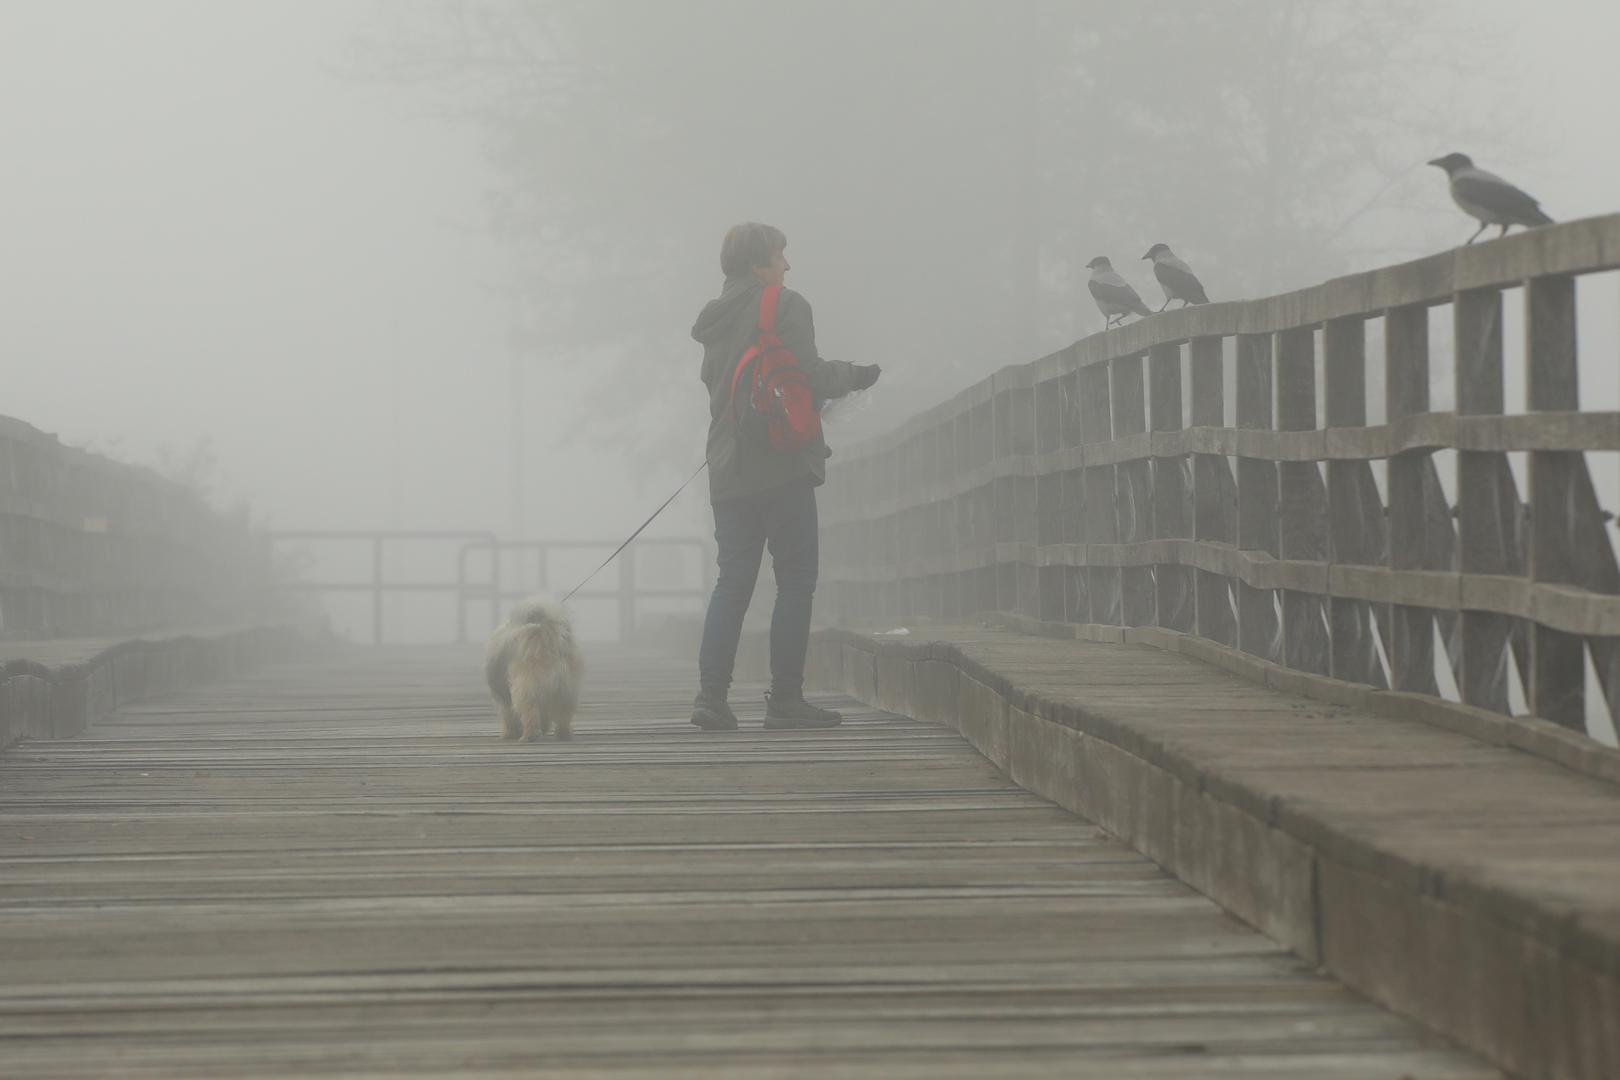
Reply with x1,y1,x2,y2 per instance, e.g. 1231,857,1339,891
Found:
1189,337,1238,647
1453,286,1527,711
1325,316,1385,687
1379,300,1454,695
1150,344,1193,633
1526,275,1606,729
829,215,1620,458
820,412,1620,530
1112,354,1155,627
1275,329,1329,676
1078,362,1119,625
1235,333,1280,662
0,645,1504,1078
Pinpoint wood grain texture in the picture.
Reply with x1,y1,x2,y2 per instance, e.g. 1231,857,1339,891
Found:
817,624,1620,1080
835,215,1620,463
0,645,1503,1078
822,215,1620,744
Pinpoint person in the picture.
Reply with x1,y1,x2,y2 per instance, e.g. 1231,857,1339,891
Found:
689,222,881,731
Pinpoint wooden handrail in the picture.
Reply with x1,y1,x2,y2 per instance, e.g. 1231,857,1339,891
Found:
821,212,1620,739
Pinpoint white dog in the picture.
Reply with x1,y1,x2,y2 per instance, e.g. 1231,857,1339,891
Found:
484,597,584,741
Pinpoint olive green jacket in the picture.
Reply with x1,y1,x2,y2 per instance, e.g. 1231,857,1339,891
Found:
693,276,862,503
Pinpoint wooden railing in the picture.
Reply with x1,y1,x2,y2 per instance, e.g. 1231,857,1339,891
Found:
0,414,273,639
822,214,1620,741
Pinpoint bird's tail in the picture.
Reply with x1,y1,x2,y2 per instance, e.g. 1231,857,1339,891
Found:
1529,206,1555,226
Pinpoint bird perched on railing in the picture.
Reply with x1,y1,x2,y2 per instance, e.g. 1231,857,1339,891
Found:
1141,243,1210,310
1086,256,1153,329
1427,152,1554,245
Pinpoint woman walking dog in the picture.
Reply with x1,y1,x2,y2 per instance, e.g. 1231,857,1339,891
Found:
689,223,881,731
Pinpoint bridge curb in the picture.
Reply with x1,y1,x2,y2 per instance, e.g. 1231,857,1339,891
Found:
0,626,310,751
975,610,1620,786
804,625,1619,1080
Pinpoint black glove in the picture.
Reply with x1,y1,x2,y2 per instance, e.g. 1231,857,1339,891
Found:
851,364,882,391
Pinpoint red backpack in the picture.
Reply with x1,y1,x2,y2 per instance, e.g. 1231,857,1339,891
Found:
729,285,822,453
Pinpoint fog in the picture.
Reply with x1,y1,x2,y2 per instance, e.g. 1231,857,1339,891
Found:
3,0,1618,641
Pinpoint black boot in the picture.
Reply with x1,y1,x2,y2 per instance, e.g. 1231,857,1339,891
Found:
763,692,843,730
690,690,739,732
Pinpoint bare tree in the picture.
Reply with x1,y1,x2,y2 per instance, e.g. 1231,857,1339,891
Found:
353,1,1506,466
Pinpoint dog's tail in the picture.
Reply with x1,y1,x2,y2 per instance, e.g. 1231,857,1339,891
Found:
486,597,575,706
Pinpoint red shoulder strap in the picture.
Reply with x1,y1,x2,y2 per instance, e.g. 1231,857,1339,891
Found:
729,286,783,403
729,345,759,403
757,285,782,333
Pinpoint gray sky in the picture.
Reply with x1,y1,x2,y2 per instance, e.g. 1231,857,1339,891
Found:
2,0,1617,641
3,1,513,534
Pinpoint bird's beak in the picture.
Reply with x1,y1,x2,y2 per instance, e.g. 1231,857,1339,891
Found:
1140,251,1151,260
1425,158,1444,168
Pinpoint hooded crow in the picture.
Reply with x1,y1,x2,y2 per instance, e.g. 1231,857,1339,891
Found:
1141,243,1209,310
1086,256,1153,329
1427,152,1553,245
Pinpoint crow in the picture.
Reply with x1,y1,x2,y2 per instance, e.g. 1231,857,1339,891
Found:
1086,256,1153,329
1141,243,1210,310
1427,152,1553,245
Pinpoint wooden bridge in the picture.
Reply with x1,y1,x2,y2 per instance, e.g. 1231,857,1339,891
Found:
4,216,1620,1078
4,641,1503,1078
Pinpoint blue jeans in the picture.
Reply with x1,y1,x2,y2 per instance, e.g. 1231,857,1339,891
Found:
698,478,818,699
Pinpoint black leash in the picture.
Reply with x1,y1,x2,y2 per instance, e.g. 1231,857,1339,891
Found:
559,460,709,605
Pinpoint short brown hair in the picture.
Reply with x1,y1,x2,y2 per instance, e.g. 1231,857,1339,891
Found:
720,222,786,277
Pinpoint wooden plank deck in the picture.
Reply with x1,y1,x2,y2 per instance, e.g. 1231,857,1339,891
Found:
0,644,1495,1078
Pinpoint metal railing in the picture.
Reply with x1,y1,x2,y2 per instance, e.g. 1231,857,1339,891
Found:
454,538,712,644
821,213,1620,743
267,530,497,645
268,530,710,644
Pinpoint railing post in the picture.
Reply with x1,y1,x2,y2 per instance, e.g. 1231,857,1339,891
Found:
1190,336,1236,646
1149,342,1192,632
1325,314,1386,687
1006,371,1038,618
1035,362,1066,622
1110,352,1153,626
1056,363,1086,623
1525,274,1616,731
1079,361,1118,623
898,434,918,617
883,437,902,618
863,450,881,621
1275,327,1329,675
1235,333,1279,661
970,394,996,615
989,379,1014,614
1383,303,1456,696
1454,287,1523,712
920,437,939,619
945,410,963,618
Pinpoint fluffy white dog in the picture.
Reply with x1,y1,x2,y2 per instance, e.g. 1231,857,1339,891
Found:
484,597,583,741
